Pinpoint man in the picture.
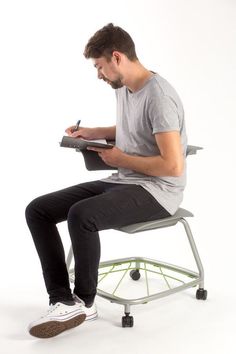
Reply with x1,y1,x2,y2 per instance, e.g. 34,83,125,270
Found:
25,23,187,338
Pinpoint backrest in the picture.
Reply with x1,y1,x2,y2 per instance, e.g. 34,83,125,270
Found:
186,145,203,156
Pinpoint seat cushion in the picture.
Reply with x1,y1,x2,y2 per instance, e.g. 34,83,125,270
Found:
115,208,193,234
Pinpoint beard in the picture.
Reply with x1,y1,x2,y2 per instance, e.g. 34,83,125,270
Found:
102,76,124,89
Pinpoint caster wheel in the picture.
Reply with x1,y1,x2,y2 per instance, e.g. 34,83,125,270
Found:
130,269,141,281
122,314,134,327
196,288,207,300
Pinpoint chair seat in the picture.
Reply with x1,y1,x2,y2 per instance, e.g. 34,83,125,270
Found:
116,208,193,234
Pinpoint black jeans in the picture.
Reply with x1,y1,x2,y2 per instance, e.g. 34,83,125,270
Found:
25,180,170,306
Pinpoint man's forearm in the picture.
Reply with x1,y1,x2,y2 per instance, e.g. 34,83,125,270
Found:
118,153,184,177
94,126,116,140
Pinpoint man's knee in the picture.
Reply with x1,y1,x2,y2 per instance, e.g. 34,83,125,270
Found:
25,196,47,223
67,203,97,233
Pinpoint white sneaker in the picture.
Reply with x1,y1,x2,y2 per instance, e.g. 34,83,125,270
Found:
73,294,98,321
28,302,86,338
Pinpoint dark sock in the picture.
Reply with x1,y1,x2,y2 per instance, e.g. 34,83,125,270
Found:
61,300,76,306
50,300,75,306
85,302,93,308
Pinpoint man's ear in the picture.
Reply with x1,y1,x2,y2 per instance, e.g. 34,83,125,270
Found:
112,51,122,65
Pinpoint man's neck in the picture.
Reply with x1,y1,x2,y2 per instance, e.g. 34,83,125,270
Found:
123,62,154,93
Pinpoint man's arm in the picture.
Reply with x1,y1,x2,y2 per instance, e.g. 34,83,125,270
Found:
88,131,184,177
120,131,184,177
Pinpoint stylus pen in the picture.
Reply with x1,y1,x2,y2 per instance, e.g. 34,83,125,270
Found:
72,119,81,133
75,119,81,130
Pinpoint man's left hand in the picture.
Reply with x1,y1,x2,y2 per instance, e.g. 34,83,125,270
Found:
87,146,125,167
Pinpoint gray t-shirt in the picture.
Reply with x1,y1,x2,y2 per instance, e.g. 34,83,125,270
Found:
102,72,187,215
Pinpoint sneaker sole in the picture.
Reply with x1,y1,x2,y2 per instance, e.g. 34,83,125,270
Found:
29,313,86,338
85,312,98,321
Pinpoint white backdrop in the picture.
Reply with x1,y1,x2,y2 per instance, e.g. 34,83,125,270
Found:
0,0,235,353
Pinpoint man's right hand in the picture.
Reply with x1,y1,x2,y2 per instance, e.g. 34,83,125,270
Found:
65,125,116,141
65,126,98,140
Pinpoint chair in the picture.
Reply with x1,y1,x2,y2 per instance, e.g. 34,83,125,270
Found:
66,145,207,327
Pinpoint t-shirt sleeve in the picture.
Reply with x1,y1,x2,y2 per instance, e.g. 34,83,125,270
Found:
148,95,180,134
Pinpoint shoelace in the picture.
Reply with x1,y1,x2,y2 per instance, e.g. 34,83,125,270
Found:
47,303,60,314
46,302,84,316
39,303,58,318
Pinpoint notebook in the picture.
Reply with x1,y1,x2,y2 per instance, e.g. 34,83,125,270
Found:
60,136,116,171
60,136,114,150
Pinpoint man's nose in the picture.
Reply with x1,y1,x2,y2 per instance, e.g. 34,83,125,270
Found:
97,72,103,80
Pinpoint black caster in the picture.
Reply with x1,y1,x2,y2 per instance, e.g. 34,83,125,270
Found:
130,269,141,281
122,313,134,327
196,288,207,300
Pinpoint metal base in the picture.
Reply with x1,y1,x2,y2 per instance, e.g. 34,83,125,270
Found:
97,256,201,305
66,217,206,325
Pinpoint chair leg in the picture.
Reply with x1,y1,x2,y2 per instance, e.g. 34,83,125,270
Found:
66,245,73,272
179,218,205,289
122,304,134,328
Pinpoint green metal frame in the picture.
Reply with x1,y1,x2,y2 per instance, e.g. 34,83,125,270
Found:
67,216,203,308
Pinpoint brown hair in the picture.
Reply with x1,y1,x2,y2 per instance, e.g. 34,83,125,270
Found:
84,23,138,61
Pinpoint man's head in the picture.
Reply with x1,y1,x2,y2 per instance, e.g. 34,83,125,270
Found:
84,23,138,89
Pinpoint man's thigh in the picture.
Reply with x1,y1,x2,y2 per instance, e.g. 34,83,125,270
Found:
27,180,110,223
71,183,170,230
